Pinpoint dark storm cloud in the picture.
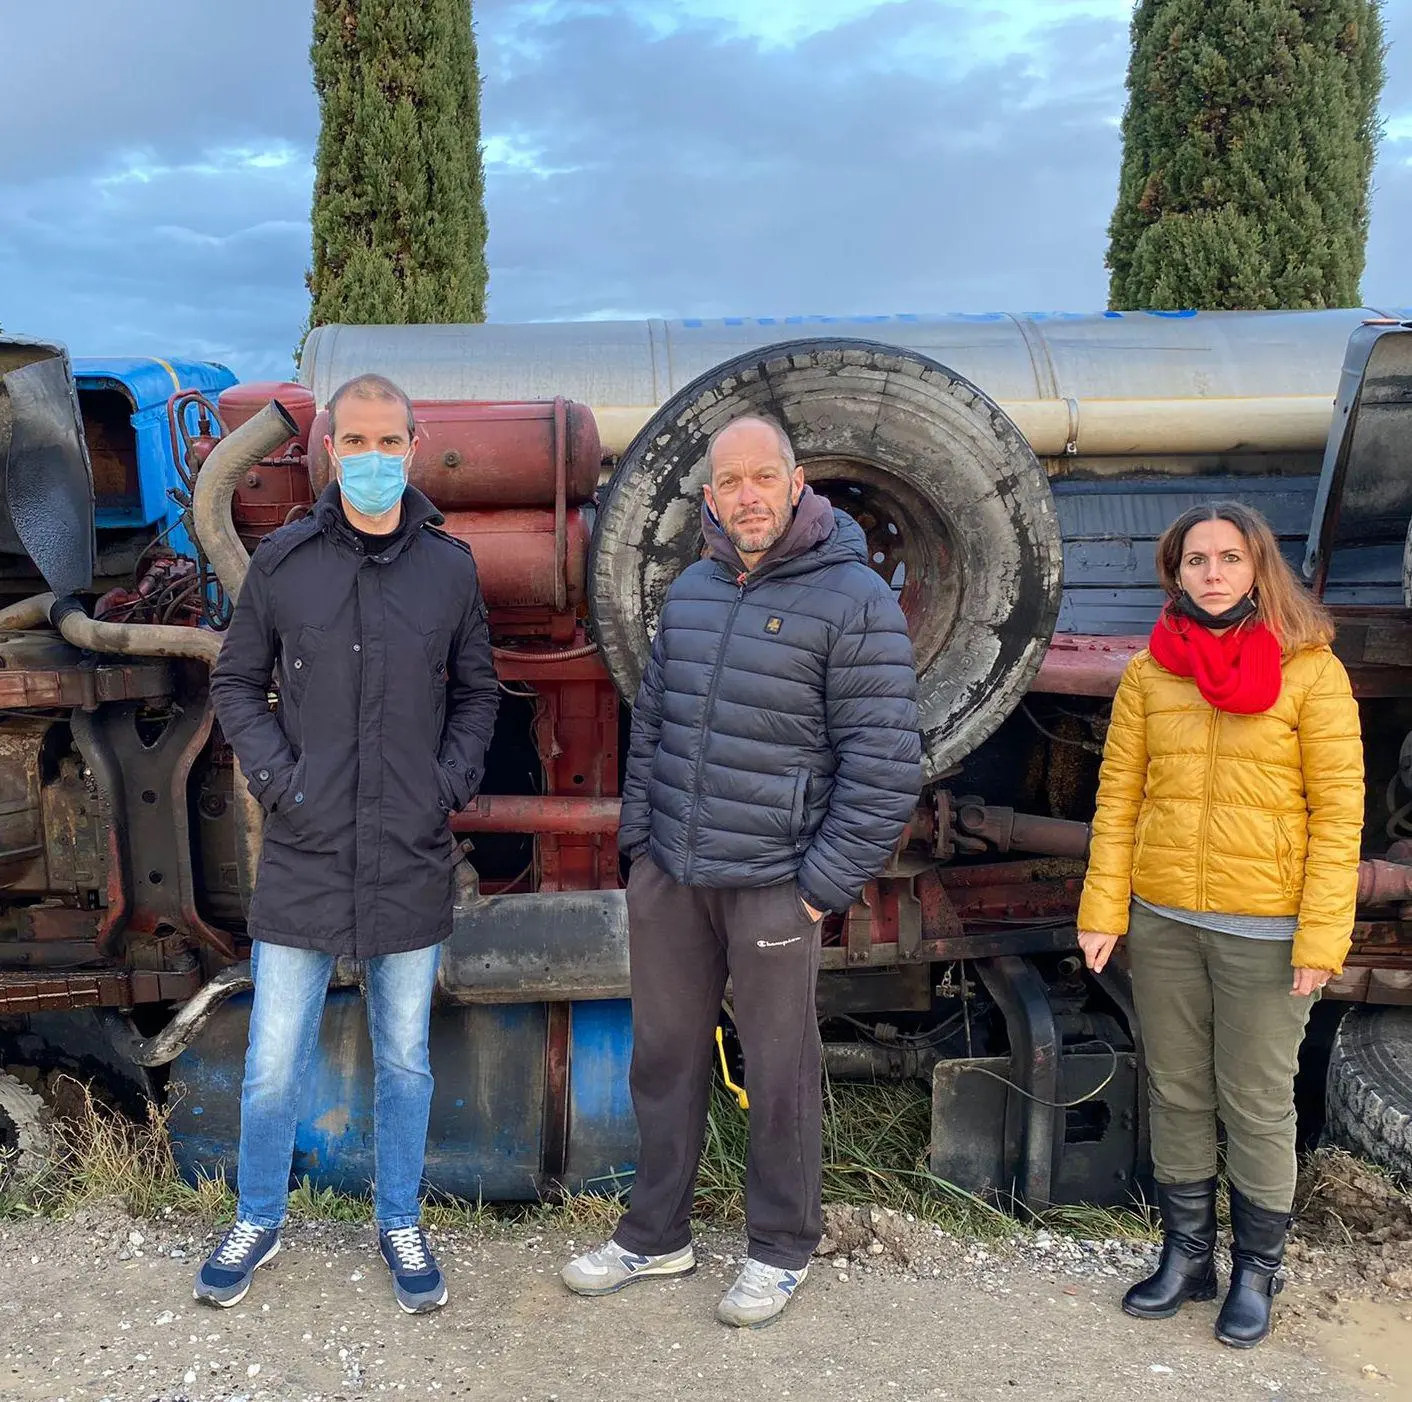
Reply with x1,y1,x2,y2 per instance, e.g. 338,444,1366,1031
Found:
475,0,1131,322
0,0,1406,381
0,1,316,182
0,0,316,376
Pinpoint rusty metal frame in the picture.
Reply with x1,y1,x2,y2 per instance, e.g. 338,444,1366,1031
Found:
70,689,233,958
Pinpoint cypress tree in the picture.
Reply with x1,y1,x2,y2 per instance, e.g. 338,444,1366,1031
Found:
1106,1,1385,310
305,0,487,333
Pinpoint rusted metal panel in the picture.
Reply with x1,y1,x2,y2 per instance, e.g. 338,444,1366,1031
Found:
0,965,200,1012
1346,921,1412,968
437,509,589,612
0,717,48,890
70,693,234,957
437,890,631,1002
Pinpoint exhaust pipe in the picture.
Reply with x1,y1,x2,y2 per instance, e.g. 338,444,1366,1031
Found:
192,399,298,601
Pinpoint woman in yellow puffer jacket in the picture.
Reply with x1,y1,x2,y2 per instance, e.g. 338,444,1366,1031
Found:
1078,501,1363,1350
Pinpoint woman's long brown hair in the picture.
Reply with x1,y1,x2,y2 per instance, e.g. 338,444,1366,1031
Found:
1154,501,1334,654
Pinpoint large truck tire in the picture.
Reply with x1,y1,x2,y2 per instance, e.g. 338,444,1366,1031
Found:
589,338,1063,782
0,1071,51,1191
1325,1006,1412,1183
1402,513,1412,609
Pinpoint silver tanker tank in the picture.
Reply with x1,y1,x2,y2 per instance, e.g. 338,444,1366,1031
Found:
299,307,1412,459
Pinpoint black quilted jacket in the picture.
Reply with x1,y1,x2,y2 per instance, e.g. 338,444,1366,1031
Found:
619,488,922,912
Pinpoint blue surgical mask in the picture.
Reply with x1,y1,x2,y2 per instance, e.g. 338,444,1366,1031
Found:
335,449,408,517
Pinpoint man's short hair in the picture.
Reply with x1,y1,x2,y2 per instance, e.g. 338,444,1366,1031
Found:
705,414,797,477
327,373,416,440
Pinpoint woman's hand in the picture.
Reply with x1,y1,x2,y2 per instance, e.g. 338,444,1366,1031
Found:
1291,967,1333,997
1078,930,1120,973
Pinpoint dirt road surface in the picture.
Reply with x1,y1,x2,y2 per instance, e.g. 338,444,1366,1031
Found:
1,1214,1409,1402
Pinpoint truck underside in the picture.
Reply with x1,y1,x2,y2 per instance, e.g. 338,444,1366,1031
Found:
1,313,1409,1208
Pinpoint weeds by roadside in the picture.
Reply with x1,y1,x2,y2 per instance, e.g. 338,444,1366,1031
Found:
6,1074,1403,1255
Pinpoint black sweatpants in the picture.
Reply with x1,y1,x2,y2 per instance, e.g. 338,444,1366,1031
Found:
613,855,824,1271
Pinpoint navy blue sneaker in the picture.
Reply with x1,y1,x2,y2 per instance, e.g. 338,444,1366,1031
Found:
379,1226,448,1314
193,1221,281,1307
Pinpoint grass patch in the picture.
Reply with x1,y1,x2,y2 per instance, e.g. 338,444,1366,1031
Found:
1038,1201,1159,1243
22,1072,1378,1254
550,1079,1022,1242
16,1079,235,1221
9,1074,1027,1241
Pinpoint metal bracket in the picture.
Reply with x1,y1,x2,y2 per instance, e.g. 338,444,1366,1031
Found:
972,955,1060,1210
71,690,233,958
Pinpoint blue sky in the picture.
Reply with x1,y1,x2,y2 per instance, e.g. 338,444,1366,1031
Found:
1,0,1407,382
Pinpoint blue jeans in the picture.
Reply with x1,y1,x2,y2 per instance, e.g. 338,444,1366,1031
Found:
236,940,440,1230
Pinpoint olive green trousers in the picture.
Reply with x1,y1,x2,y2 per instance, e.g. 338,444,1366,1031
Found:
1126,903,1317,1213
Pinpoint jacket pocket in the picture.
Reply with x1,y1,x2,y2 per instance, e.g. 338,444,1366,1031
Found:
270,753,310,841
435,758,471,815
788,770,809,846
282,625,326,712
1132,805,1153,864
1274,815,1298,896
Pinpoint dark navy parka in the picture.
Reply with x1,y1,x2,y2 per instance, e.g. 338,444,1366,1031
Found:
211,483,499,957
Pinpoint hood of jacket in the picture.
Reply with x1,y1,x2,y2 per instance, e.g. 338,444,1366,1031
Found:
700,485,867,580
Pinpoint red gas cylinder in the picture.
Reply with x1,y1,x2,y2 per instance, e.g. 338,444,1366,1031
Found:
218,382,317,543
438,508,590,613
308,398,601,508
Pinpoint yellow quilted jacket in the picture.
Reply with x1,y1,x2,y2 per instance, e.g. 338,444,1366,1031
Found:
1077,644,1364,973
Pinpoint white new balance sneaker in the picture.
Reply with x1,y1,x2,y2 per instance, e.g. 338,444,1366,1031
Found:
560,1238,696,1296
716,1258,808,1328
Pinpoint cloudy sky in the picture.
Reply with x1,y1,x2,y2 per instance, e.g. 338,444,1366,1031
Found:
2,0,1407,382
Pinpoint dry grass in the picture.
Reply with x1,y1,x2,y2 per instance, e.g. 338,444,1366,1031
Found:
16,1073,1386,1253
27,1078,234,1221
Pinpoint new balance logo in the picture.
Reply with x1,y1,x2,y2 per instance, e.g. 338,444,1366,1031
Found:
757,936,803,948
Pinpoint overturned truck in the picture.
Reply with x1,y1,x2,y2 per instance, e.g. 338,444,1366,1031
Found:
1,309,1410,1207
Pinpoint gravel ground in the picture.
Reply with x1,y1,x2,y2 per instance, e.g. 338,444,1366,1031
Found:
1,1204,1409,1402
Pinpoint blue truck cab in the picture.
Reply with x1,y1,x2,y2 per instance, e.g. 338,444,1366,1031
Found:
72,356,236,564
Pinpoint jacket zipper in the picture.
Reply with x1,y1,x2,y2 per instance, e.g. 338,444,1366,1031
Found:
682,573,749,884
1195,707,1221,909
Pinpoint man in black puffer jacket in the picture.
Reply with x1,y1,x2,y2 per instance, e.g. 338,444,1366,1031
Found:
562,415,921,1328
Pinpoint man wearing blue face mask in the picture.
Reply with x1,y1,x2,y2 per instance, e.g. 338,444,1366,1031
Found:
203,373,498,1315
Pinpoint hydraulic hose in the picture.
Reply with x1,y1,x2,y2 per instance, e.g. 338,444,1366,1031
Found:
187,398,300,904
0,592,55,632
49,594,221,664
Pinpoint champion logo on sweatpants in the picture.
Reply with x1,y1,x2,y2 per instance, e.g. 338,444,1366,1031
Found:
757,936,803,948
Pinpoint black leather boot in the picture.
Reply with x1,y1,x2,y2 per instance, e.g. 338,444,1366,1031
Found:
1215,1187,1289,1348
1122,1178,1219,1319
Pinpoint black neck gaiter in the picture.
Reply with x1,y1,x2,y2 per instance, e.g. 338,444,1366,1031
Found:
1171,590,1258,630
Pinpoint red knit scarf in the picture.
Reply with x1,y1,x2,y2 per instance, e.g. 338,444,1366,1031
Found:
1147,606,1283,714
